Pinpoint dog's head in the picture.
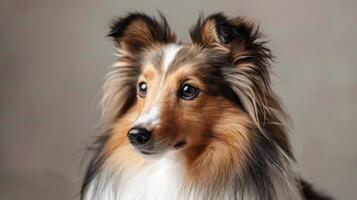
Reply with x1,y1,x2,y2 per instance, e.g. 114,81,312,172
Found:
101,13,288,159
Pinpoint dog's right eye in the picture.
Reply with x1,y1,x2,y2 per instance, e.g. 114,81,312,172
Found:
180,83,199,100
138,81,147,97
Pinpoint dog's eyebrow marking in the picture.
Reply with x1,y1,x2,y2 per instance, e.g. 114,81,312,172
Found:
162,44,182,72
134,106,160,129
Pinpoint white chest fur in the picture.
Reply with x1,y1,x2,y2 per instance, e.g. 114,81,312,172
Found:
116,156,185,200
85,155,187,200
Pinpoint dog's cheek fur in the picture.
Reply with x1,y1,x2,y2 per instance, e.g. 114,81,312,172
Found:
178,96,217,146
184,102,251,174
183,104,301,200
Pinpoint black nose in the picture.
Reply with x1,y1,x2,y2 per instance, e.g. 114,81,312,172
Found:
127,127,151,145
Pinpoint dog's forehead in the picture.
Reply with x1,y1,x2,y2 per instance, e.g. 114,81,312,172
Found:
142,44,206,76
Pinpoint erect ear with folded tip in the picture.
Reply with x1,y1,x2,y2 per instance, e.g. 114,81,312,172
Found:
108,12,176,54
190,13,265,61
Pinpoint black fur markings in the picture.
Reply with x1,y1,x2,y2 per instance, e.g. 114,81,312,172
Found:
108,12,175,52
207,13,245,44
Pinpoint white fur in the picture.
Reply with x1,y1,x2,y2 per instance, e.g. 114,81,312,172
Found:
116,154,184,200
162,44,182,71
84,152,190,200
133,106,160,129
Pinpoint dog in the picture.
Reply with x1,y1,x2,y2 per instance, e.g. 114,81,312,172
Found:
81,12,333,200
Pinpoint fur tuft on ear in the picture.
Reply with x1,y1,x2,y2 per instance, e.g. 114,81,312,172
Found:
190,13,271,62
190,13,255,42
108,12,176,53
190,13,242,45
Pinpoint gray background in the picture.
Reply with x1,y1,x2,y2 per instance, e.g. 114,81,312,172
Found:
0,0,356,199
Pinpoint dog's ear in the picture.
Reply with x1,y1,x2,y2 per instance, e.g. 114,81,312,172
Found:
108,12,176,53
190,13,267,61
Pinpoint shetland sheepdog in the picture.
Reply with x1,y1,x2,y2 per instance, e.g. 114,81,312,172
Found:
81,12,333,200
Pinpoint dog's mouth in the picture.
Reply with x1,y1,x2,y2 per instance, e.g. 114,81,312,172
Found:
136,140,187,157
139,150,156,155
173,140,187,149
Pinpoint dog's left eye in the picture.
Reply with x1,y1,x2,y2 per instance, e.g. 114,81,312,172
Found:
180,83,199,100
138,81,147,97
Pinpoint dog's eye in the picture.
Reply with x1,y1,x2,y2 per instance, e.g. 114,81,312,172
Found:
138,81,147,97
181,83,199,100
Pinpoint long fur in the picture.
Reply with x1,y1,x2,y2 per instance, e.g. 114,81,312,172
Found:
81,12,333,200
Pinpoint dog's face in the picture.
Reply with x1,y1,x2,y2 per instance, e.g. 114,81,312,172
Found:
126,44,235,156
102,13,276,158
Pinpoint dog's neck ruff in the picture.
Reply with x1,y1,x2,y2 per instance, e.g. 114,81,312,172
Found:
84,152,189,200
83,147,302,200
